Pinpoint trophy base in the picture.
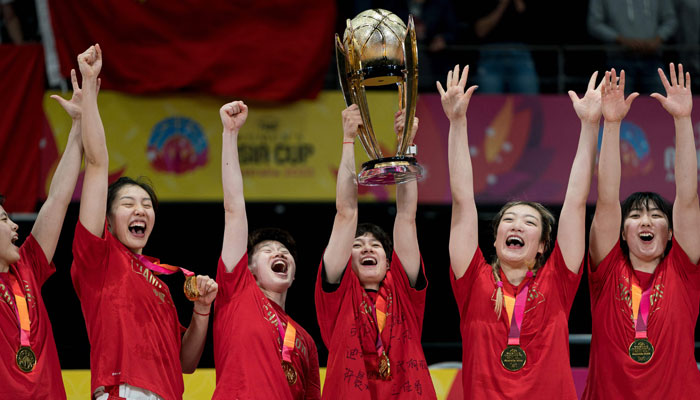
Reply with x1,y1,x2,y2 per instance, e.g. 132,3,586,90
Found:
358,157,424,186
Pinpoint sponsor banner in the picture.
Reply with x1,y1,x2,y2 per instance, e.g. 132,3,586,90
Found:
43,91,700,204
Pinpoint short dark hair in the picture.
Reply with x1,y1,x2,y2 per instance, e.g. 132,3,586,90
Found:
620,192,673,257
0,193,4,206
107,177,159,214
491,201,556,271
248,228,298,262
356,223,393,258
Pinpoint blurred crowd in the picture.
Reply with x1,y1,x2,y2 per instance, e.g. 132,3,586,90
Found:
3,0,699,94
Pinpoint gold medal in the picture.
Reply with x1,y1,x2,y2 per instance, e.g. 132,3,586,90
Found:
378,352,391,380
183,275,200,301
282,360,297,385
16,346,36,373
629,338,654,364
501,345,527,371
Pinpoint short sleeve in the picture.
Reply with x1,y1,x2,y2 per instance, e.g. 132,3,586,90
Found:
544,242,583,312
314,255,354,347
588,240,623,298
17,234,55,286
72,220,109,270
450,247,485,311
668,237,700,292
390,251,427,305
215,253,250,305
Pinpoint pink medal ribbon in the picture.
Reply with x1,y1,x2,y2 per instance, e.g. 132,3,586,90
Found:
269,305,298,385
628,276,655,363
0,272,37,372
500,270,532,371
121,248,200,300
506,280,530,346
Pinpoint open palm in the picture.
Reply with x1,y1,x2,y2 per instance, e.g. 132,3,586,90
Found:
651,63,692,119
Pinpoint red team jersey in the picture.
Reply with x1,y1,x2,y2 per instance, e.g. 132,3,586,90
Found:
315,251,436,399
0,235,65,399
583,238,700,399
72,221,184,400
450,243,581,399
213,254,321,400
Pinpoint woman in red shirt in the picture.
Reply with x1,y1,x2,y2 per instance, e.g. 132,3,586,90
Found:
583,65,700,398
72,44,218,400
441,64,600,398
0,66,86,400
315,106,436,399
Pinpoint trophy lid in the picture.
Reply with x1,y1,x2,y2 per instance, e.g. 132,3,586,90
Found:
343,9,406,86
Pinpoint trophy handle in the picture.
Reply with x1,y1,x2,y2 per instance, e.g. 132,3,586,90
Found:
344,23,381,160
335,34,353,108
398,15,419,157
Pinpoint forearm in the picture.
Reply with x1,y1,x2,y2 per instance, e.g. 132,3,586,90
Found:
323,143,358,283
394,180,419,285
336,143,358,217
474,3,507,38
558,121,597,270
81,81,108,170
180,305,210,374
596,121,621,205
448,118,475,207
562,122,598,210
221,130,247,269
31,120,83,260
674,116,697,204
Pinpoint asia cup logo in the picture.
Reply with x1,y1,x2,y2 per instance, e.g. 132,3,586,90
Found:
147,117,208,174
598,121,652,177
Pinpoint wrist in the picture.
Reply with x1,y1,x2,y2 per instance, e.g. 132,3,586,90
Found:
342,138,354,144
193,304,211,316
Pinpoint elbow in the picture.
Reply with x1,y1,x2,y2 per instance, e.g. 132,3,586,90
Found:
181,364,196,374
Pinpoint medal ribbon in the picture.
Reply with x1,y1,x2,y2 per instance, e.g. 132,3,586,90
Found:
368,273,392,357
133,253,194,277
631,278,653,339
267,302,297,369
504,271,532,346
0,273,31,348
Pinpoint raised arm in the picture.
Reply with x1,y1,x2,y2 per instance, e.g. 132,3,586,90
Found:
590,70,639,266
180,274,218,373
77,45,109,237
220,101,249,271
323,105,360,284
31,69,91,262
651,64,700,262
437,65,479,279
558,71,603,273
393,110,420,285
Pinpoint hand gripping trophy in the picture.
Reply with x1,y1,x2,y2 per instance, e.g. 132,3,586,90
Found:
336,9,424,185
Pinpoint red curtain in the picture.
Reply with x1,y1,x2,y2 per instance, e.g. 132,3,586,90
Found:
0,44,45,212
48,0,336,101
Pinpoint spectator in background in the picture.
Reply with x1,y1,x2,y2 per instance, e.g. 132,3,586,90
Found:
470,0,540,94
0,0,23,44
385,0,459,89
673,0,700,80
588,0,677,94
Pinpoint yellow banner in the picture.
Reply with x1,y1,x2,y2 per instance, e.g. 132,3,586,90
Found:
62,368,459,399
44,91,403,202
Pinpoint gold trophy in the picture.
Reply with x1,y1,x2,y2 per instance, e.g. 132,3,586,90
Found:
336,8,424,185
